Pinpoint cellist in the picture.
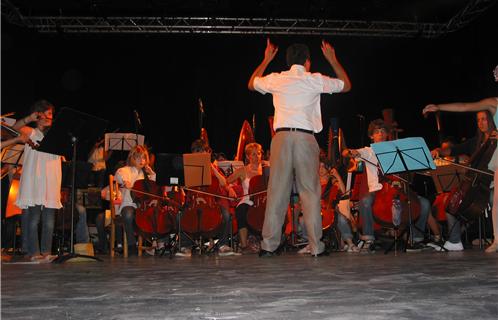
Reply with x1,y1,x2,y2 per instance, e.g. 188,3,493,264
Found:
226,142,266,254
423,68,498,253
114,145,156,255
342,119,432,252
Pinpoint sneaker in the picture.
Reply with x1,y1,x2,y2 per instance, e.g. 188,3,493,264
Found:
357,240,375,253
175,247,192,257
426,240,445,250
218,245,241,256
434,241,464,252
406,242,425,253
346,244,360,253
297,244,311,254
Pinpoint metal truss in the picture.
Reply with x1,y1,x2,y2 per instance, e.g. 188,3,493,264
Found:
11,16,450,38
2,0,496,38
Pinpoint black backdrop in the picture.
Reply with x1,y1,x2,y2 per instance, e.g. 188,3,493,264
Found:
2,6,497,160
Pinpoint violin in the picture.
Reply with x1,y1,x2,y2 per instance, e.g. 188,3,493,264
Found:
1,122,38,149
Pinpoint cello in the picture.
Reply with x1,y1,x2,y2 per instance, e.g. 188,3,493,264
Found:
131,170,176,239
446,136,496,220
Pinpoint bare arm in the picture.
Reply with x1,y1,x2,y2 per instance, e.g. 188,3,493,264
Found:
13,112,38,131
248,38,278,91
423,97,498,116
321,40,352,92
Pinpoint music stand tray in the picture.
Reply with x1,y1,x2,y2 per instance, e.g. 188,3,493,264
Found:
371,137,435,253
37,107,108,263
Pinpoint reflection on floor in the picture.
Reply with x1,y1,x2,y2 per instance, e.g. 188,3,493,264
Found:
2,249,498,320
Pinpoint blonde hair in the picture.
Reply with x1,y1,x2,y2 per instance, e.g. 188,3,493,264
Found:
245,142,262,158
126,145,150,166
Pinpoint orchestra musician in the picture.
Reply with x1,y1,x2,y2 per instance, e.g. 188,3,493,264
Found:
342,119,432,252
186,139,238,256
113,145,156,256
13,100,61,262
423,77,498,253
248,39,351,257
226,142,266,254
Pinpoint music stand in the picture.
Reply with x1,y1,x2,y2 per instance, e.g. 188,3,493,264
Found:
430,163,467,194
371,137,435,253
105,133,144,152
155,153,212,256
37,107,108,263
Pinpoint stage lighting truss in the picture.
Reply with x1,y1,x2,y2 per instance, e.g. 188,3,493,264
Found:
1,0,496,38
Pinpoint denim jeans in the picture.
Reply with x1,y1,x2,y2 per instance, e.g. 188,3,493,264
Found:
218,206,231,247
121,206,137,248
335,211,353,241
22,205,56,256
412,196,430,242
359,192,376,240
75,204,89,244
445,213,462,243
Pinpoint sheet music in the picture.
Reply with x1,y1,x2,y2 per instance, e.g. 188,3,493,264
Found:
105,133,145,151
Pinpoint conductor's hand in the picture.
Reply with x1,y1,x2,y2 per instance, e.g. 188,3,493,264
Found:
321,40,337,62
264,38,278,63
422,104,439,116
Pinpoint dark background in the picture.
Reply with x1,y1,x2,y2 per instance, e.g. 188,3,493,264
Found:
2,5,497,160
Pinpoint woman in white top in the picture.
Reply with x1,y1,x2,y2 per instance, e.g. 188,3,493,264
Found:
423,94,498,253
227,142,265,253
13,100,61,261
114,145,156,255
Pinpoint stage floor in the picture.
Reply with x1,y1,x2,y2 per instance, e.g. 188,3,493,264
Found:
2,249,498,320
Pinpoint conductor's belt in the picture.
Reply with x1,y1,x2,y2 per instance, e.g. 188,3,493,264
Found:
275,127,314,135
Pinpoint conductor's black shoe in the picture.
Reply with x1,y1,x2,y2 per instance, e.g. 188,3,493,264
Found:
312,250,329,257
259,249,279,257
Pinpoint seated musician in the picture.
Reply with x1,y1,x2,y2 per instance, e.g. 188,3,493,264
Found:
342,119,431,252
299,160,360,253
114,145,156,255
188,139,238,256
13,100,61,262
226,142,266,254
424,105,497,252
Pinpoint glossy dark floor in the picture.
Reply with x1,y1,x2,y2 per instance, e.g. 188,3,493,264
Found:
2,248,498,320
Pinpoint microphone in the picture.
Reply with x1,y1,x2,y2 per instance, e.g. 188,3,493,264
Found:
356,114,365,119
133,110,142,127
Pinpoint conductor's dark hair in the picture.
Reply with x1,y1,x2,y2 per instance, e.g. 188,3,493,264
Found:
286,43,310,67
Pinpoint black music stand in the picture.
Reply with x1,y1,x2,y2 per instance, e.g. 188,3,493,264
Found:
156,153,212,256
36,107,108,263
371,137,435,254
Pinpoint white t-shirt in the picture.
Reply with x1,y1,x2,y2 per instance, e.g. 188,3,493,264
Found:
115,165,156,214
15,128,62,209
254,64,344,133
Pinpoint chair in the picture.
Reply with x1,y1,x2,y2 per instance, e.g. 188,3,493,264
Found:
108,174,128,258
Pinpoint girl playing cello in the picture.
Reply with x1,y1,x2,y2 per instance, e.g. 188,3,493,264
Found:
226,142,266,254
114,145,156,255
